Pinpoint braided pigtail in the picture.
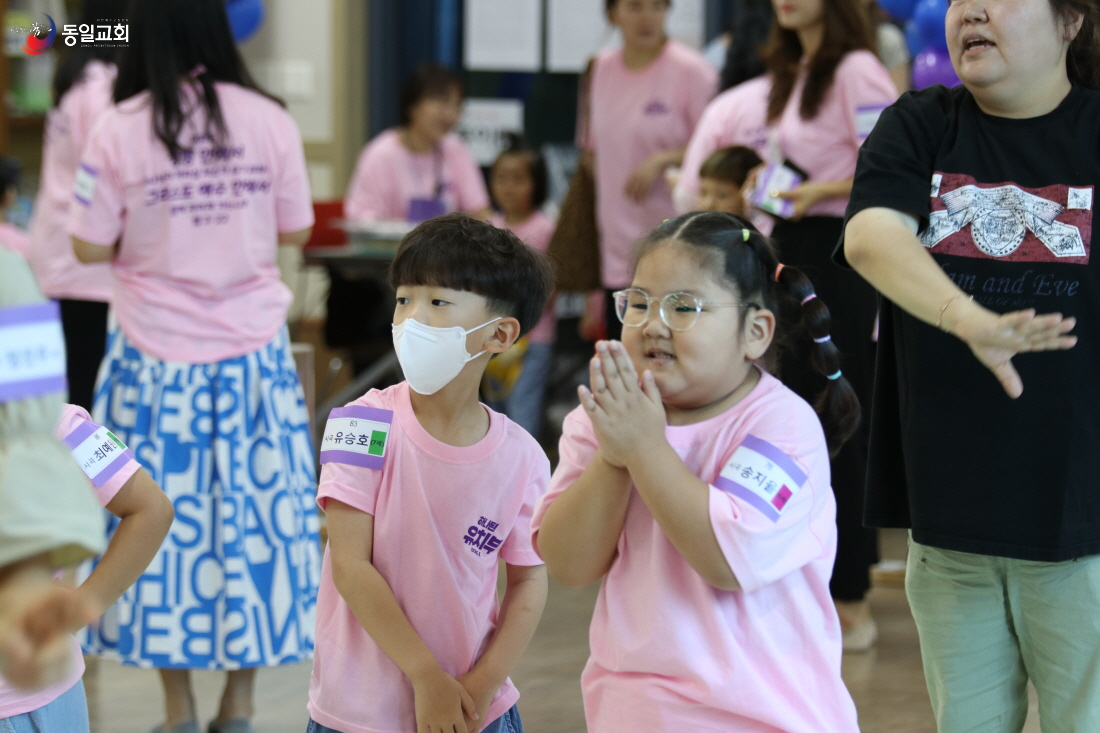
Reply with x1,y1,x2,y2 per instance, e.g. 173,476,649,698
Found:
774,264,862,456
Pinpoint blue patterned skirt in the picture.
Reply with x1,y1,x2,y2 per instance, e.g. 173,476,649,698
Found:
81,322,321,669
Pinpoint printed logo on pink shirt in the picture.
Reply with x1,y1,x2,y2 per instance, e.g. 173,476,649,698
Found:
643,100,670,116
922,172,1093,265
463,516,503,557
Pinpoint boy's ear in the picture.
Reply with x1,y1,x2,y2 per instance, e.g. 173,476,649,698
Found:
744,307,775,361
483,317,522,354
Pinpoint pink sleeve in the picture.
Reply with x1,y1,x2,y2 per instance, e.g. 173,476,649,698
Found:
449,139,490,214
837,51,898,147
707,437,827,593
66,80,113,162
500,450,549,567
530,408,598,552
54,404,141,507
675,97,729,213
316,460,384,516
275,114,315,233
344,143,393,222
67,114,125,246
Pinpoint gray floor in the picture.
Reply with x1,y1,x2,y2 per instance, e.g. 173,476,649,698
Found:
84,530,1040,733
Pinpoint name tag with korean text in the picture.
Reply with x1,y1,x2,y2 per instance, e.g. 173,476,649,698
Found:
319,405,395,470
63,418,135,489
74,164,98,205
0,301,67,403
714,434,808,523
855,104,889,140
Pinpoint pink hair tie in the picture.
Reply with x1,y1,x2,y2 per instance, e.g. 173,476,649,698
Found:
814,335,832,344
774,263,785,282
801,293,818,306
189,64,207,78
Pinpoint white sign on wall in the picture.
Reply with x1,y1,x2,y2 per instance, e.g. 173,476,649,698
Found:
464,0,543,72
456,98,526,166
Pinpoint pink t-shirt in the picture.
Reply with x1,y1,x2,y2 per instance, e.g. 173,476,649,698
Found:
309,381,547,733
771,50,896,218
587,42,717,288
531,371,859,733
490,211,556,344
344,130,490,222
28,61,116,302
0,223,29,259
0,404,140,719
68,82,315,363
674,75,771,214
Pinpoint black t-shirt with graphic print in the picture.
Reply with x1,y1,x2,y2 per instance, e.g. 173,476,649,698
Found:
838,84,1100,561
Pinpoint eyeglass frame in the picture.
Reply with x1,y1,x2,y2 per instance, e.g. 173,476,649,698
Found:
611,288,760,332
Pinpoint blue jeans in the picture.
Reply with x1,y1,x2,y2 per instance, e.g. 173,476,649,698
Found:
307,704,523,733
0,679,90,733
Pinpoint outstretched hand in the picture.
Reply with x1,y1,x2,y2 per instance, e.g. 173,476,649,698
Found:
577,341,667,469
954,307,1077,398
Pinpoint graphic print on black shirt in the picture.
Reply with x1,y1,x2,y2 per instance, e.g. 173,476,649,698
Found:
922,173,1093,264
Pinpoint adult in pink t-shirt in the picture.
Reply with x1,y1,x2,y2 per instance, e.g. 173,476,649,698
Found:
27,57,116,411
0,404,170,731
754,0,897,651
344,64,490,223
67,4,322,732
674,75,771,213
584,0,717,338
310,382,547,733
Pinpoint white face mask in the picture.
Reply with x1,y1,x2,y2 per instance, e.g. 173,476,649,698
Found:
392,316,502,395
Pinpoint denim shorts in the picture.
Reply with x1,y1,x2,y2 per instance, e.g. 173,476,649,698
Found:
307,703,523,733
0,679,90,733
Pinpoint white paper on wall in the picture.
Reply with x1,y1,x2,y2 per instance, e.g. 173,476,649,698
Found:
455,98,526,166
464,0,543,72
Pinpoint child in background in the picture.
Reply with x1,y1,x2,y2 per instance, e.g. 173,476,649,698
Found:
0,406,173,732
533,211,862,732
308,214,553,733
0,157,28,258
485,140,557,440
695,145,763,217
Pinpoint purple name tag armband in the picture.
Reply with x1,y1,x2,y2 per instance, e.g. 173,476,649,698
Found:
0,301,67,403
319,405,395,470
714,435,808,523
63,418,135,489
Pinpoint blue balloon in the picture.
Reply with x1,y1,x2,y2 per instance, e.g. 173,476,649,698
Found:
913,0,948,51
226,0,264,43
911,48,961,89
878,0,919,23
905,19,924,56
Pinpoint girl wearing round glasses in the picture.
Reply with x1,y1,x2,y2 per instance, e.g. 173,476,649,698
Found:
533,212,862,732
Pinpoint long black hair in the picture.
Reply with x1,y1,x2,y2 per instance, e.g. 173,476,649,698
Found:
52,0,129,102
719,0,774,92
114,0,276,162
1050,0,1100,90
635,211,861,455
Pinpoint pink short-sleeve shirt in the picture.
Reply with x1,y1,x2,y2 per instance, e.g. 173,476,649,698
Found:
588,42,718,288
28,61,116,302
773,50,896,218
531,371,859,733
309,381,547,733
0,404,141,719
490,211,556,344
344,130,490,222
68,83,315,363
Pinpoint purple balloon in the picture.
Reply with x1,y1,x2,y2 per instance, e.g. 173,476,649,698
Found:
911,49,961,89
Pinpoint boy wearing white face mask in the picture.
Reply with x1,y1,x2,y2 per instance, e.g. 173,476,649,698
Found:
307,213,554,733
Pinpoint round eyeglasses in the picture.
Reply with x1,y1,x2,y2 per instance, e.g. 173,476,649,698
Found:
612,288,759,332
